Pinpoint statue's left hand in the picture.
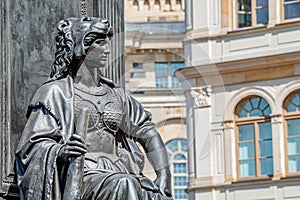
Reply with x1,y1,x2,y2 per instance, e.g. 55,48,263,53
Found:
154,168,172,197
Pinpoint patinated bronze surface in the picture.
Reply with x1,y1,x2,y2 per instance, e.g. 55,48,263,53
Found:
15,17,173,200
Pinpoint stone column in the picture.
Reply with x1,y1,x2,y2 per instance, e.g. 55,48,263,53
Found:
188,86,214,189
0,0,10,194
223,120,236,182
185,90,196,180
268,0,277,27
271,114,285,178
185,0,193,31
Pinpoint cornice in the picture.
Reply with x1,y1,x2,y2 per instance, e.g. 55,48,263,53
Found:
188,176,300,191
184,20,300,42
176,51,300,84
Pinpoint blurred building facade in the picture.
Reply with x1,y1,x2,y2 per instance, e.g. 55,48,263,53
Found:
124,0,188,199
177,0,300,200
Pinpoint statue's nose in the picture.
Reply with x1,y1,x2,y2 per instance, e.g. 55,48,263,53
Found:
104,44,110,55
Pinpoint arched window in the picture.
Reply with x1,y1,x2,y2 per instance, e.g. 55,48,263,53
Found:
284,91,300,174
166,139,188,200
235,96,273,179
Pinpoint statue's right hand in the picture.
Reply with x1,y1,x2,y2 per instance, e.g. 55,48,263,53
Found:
58,134,87,161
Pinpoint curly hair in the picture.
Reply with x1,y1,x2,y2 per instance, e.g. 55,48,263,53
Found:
49,19,75,81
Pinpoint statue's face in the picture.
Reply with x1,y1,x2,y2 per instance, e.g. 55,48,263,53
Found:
84,39,110,70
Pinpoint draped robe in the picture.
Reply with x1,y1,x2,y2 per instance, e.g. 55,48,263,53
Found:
15,75,170,200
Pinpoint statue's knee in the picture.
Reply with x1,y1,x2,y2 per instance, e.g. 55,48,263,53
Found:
115,174,140,189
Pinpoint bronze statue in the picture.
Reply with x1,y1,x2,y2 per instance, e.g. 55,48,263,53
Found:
15,17,173,200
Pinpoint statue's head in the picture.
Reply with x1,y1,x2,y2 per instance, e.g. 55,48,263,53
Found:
49,17,113,81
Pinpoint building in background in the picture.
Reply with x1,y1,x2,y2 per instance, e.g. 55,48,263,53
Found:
124,0,188,199
177,0,300,199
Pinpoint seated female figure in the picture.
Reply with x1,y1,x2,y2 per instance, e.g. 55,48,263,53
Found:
15,17,172,200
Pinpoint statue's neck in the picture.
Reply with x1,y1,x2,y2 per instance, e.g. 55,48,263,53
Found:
74,64,103,89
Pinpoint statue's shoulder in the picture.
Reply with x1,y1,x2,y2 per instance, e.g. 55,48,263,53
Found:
31,76,73,103
98,75,121,89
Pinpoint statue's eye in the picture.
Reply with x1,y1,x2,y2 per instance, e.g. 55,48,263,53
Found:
82,17,91,21
94,39,105,45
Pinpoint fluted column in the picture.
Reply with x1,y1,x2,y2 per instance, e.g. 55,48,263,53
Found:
88,0,125,88
0,0,10,193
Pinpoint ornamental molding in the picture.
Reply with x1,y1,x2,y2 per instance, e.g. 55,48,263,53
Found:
190,86,212,108
80,0,87,16
224,120,234,129
270,114,283,124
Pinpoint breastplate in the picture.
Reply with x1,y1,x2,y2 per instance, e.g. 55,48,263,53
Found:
74,84,124,153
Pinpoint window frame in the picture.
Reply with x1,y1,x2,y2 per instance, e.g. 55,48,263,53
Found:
235,96,273,180
165,139,188,200
235,0,269,29
154,62,184,88
283,90,300,176
281,0,300,22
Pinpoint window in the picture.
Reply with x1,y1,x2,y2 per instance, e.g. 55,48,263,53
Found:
235,96,273,178
236,0,269,28
171,62,183,88
283,0,300,20
130,62,145,78
155,62,184,88
284,91,300,174
174,189,187,200
155,63,169,88
166,139,188,200
174,176,187,186
133,62,143,69
174,163,187,173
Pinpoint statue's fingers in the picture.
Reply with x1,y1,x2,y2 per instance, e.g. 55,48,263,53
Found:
67,140,87,149
67,151,83,157
70,134,85,143
72,146,87,154
65,146,87,154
